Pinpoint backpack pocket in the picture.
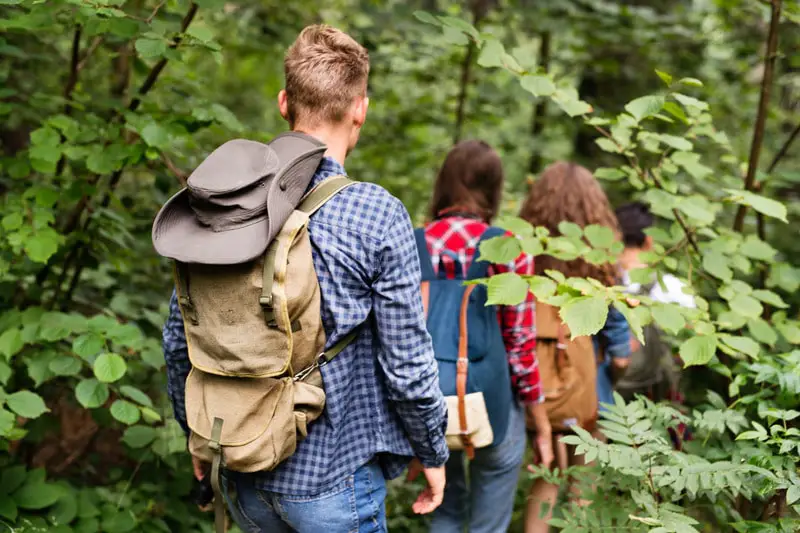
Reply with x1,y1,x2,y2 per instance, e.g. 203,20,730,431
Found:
185,369,326,473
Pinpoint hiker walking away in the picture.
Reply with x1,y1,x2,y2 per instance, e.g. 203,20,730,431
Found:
155,25,448,533
519,162,631,533
614,201,695,404
415,140,554,533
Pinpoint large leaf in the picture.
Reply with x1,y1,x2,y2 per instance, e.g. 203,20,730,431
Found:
724,189,787,223
479,236,521,264
702,251,732,282
92,353,127,383
520,74,556,97
72,333,105,359
13,479,61,510
560,296,608,338
486,273,529,306
0,328,23,360
650,304,685,335
719,335,760,359
75,379,109,409
6,390,49,419
495,216,533,237
739,236,777,261
122,425,157,448
680,335,717,367
119,385,153,408
624,95,665,121
729,294,763,319
584,225,615,249
110,400,141,426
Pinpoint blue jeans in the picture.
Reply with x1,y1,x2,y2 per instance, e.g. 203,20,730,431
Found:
430,402,526,533
223,460,387,532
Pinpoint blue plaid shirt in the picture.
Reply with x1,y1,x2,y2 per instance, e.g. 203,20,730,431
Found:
162,156,449,495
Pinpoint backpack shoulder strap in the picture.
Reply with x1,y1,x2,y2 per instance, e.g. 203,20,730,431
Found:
414,228,436,281
467,226,509,279
298,175,354,215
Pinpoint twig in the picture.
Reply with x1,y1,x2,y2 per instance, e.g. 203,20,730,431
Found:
162,154,188,184
76,36,103,73
732,0,783,232
147,0,167,23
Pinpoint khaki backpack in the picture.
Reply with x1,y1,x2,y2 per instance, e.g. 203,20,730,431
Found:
534,302,598,433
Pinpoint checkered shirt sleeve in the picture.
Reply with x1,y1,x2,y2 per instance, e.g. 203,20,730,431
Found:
163,290,190,435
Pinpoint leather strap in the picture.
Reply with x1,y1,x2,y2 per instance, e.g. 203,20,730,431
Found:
420,281,430,317
298,175,353,215
208,417,226,533
458,285,476,460
260,242,279,326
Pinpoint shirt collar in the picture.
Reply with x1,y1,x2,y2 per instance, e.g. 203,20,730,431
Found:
309,155,347,186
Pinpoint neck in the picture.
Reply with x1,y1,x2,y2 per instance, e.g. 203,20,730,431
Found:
619,247,645,271
293,124,351,166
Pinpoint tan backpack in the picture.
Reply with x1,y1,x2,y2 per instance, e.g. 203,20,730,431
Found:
534,302,598,433
152,133,357,533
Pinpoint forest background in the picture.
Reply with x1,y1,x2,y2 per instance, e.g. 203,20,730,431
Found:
1,0,800,531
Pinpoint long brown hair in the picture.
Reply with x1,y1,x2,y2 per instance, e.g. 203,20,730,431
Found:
429,140,504,222
519,161,620,286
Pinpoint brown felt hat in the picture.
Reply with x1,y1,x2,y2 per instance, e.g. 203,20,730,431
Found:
152,132,326,265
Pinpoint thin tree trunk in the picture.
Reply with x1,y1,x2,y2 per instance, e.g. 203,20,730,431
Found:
732,0,783,232
528,31,551,174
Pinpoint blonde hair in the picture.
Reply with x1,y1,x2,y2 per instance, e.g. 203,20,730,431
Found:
284,25,370,127
519,161,621,286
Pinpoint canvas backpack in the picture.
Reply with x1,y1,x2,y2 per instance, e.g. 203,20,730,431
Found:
615,282,679,402
414,226,514,459
535,302,598,433
152,134,357,533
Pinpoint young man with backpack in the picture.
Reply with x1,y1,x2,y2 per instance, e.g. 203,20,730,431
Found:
154,25,448,533
615,202,695,402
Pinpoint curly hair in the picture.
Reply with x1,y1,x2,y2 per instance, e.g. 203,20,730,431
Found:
519,161,621,286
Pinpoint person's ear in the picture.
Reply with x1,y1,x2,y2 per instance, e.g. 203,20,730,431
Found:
278,90,290,122
353,96,369,128
643,235,654,251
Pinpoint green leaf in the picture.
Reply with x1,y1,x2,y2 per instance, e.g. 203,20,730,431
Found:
702,251,732,282
121,425,157,448
49,356,82,376
776,322,800,344
102,509,137,533
0,360,11,386
584,225,614,249
413,10,441,26
747,318,778,346
140,123,169,149
119,385,153,408
72,333,105,359
486,273,529,306
663,101,688,123
655,70,673,85
520,74,556,97
48,491,78,526
478,236,521,264
787,486,800,505
739,236,776,261
1,465,28,494
673,93,709,114
92,353,127,383
0,328,23,360
0,497,17,521
13,480,61,510
477,39,504,68
658,134,693,151
75,378,109,409
438,16,479,40
495,216,532,237
0,408,15,436
595,138,621,153
134,37,167,59
186,25,214,43
751,289,788,308
624,95,665,122
560,296,608,338
672,152,713,180
724,189,787,223
24,228,61,263
651,304,685,335
520,237,543,256
680,335,717,367
110,400,141,426
594,168,626,181
719,335,760,358
678,77,703,87
527,276,557,300
729,294,763,319
140,407,162,424
6,391,49,419
557,221,582,239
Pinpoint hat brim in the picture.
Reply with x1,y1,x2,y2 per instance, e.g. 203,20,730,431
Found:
152,189,270,265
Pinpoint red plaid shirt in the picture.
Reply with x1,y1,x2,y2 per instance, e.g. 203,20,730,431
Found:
423,216,543,405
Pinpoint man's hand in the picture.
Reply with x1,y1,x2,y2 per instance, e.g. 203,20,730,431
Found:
406,458,445,514
529,433,554,470
192,455,209,481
